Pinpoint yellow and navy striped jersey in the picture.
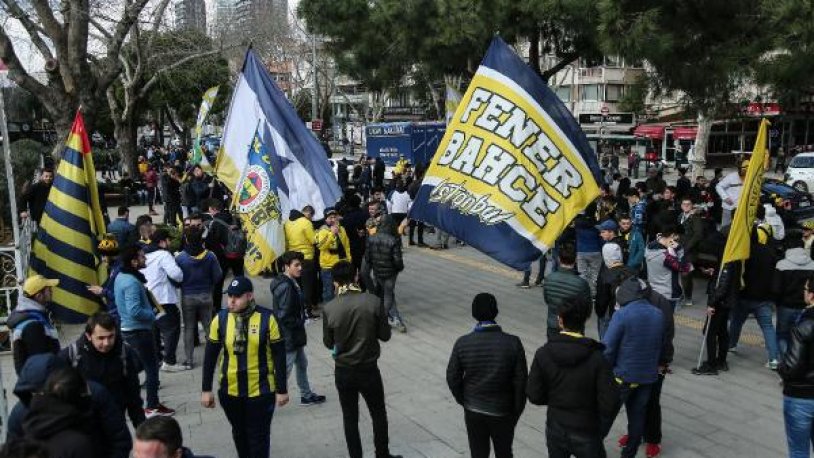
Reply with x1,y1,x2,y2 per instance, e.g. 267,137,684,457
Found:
208,308,283,397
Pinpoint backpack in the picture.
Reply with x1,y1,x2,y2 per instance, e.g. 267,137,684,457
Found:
212,218,248,259
65,339,134,376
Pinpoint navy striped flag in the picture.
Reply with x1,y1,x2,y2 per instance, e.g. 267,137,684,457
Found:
29,111,106,323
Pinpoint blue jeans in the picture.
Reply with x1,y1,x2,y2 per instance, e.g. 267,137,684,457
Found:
603,382,653,458
219,392,275,458
730,299,779,361
785,396,814,458
778,307,804,355
286,347,313,398
123,329,159,408
321,269,334,303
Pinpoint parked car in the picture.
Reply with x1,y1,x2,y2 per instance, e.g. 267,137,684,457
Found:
784,152,814,192
763,178,814,224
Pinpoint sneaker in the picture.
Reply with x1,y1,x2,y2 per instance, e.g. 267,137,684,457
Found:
691,362,718,375
618,435,629,448
395,320,407,333
516,282,531,289
145,403,175,418
417,242,429,248
729,345,739,354
181,361,193,370
300,393,327,406
766,359,779,370
645,443,662,458
716,361,729,372
160,362,187,372
388,317,397,327
533,281,544,287
683,299,693,307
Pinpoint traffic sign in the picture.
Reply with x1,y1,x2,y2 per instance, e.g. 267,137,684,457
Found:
601,106,610,115
311,119,323,131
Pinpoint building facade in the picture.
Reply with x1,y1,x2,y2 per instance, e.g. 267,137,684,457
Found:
174,0,206,32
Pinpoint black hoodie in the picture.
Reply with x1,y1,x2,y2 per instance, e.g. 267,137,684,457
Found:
527,334,619,433
22,394,99,458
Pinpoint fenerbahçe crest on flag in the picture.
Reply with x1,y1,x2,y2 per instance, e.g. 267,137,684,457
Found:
409,37,603,270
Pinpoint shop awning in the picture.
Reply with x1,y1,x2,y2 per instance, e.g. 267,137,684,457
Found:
633,124,665,140
673,126,698,140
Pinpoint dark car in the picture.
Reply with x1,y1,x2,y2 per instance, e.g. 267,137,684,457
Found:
762,178,814,225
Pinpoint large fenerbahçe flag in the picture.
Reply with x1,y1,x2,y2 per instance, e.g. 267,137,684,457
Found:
409,37,603,270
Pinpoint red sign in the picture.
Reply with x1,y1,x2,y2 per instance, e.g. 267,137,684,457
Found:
633,124,666,140
673,126,698,140
311,119,323,131
745,102,781,117
601,106,610,115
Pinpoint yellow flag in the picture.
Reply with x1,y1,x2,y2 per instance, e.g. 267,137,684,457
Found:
721,118,770,264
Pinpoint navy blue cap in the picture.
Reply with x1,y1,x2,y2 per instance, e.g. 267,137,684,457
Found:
225,276,253,296
595,219,619,232
324,207,338,217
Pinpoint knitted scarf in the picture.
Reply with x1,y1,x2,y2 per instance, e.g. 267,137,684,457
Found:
232,301,257,355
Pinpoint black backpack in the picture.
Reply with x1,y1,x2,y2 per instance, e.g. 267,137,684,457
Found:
212,218,248,259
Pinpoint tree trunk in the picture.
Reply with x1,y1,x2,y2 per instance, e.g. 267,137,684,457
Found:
692,111,712,180
528,29,541,77
114,117,139,177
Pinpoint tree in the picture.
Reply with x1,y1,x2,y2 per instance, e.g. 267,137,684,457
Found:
599,0,771,176
105,1,225,173
0,0,154,149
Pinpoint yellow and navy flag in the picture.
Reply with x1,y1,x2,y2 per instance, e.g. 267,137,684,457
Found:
409,37,603,270
192,85,220,172
29,111,106,322
233,123,285,275
721,118,771,264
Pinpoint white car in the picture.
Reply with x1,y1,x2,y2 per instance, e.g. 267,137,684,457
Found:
785,152,814,193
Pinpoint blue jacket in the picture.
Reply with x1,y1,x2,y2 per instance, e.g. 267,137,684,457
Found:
114,272,155,331
602,299,664,384
176,250,223,296
624,228,645,271
107,218,136,249
575,221,601,253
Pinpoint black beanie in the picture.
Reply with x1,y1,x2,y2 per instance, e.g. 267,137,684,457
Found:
472,293,498,321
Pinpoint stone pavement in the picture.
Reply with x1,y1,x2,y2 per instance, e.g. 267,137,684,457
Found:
0,237,787,457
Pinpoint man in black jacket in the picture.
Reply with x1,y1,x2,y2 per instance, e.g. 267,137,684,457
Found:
446,293,527,458
271,251,326,406
527,296,618,458
59,311,145,427
364,215,406,332
8,275,61,374
19,167,53,225
779,272,814,457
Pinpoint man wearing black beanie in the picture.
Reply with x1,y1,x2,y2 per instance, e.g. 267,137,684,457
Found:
446,293,528,458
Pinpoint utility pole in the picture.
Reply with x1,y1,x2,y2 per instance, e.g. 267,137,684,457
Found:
311,34,319,122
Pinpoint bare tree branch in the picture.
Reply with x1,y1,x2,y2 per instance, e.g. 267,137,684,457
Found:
0,23,50,97
2,0,54,61
138,48,221,99
88,16,112,40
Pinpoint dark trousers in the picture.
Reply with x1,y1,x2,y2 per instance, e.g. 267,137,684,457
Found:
146,187,156,211
219,392,275,458
300,259,318,311
603,383,653,458
644,373,665,444
707,307,730,364
408,220,424,244
335,364,390,458
154,303,180,365
122,329,159,408
164,201,181,225
546,419,604,458
464,409,516,458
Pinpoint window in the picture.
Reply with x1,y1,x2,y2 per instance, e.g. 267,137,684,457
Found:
606,85,625,102
555,86,571,102
790,156,814,169
580,84,600,101
605,55,621,67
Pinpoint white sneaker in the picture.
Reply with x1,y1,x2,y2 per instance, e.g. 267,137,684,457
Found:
766,359,779,371
729,345,739,354
161,362,188,372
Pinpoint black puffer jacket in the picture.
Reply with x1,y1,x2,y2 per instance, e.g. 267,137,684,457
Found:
774,248,814,309
527,334,619,433
270,275,307,351
780,307,814,398
23,395,100,458
595,265,635,320
364,216,404,279
446,325,527,418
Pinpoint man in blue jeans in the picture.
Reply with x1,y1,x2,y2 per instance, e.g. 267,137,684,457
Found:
730,234,780,368
115,246,175,418
779,273,814,458
602,277,665,458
